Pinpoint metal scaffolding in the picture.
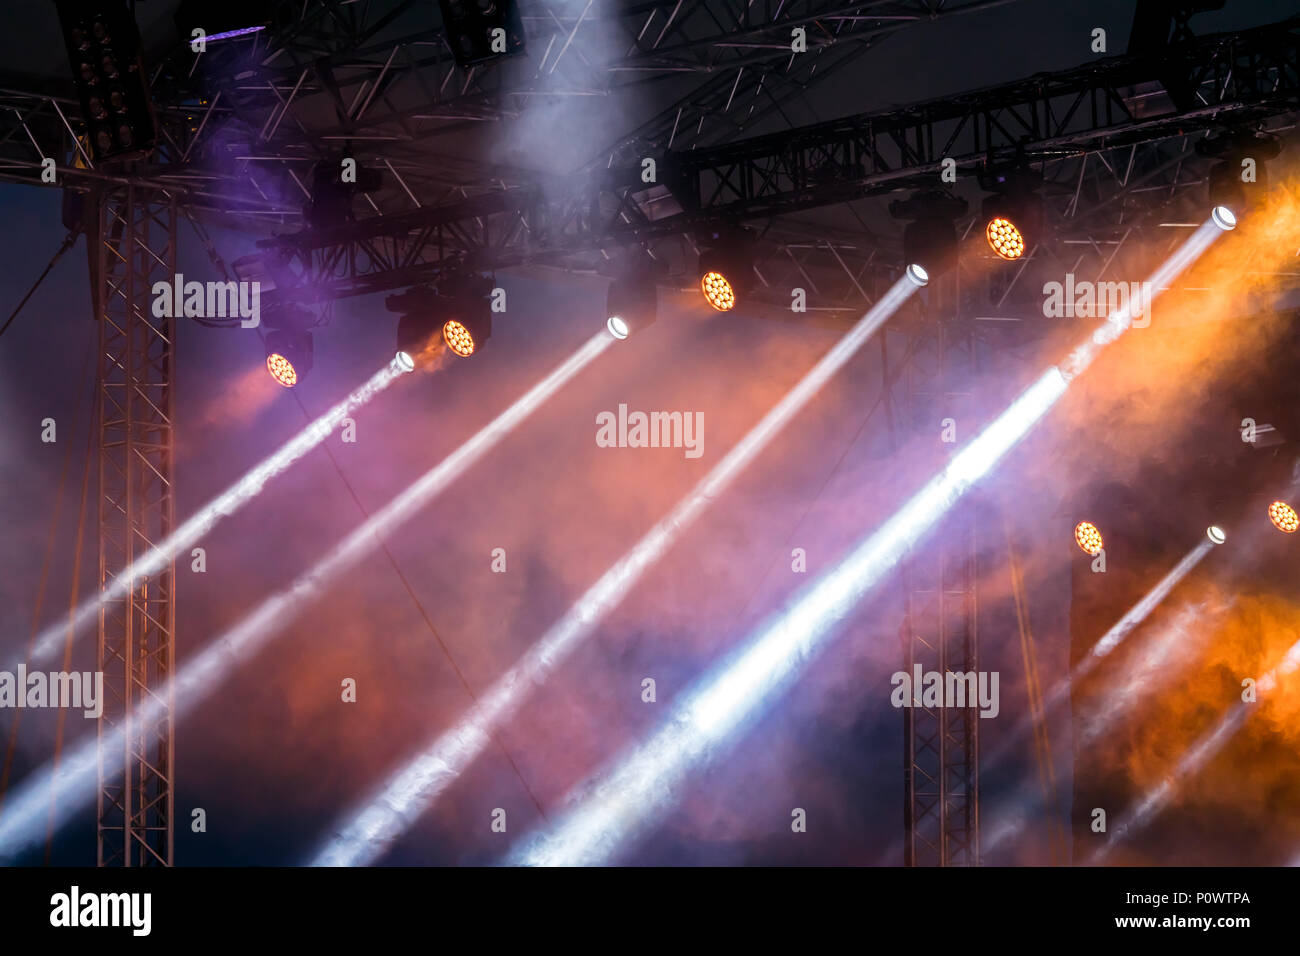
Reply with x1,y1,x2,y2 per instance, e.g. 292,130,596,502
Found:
94,186,177,867
898,267,982,866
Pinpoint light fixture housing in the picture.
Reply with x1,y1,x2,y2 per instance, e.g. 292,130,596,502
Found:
979,167,1042,261
438,0,526,68
697,227,753,312
388,277,493,362
1207,525,1226,545
1211,205,1237,231
984,216,1026,260
889,190,967,278
1074,520,1104,555
1268,500,1298,533
606,275,657,339
54,0,158,163
1197,132,1279,216
265,329,313,388
394,307,443,367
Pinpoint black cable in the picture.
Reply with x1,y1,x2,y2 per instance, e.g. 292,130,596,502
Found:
287,384,550,826
0,231,80,342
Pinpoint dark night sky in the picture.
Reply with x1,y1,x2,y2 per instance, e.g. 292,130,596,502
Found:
2,0,1300,867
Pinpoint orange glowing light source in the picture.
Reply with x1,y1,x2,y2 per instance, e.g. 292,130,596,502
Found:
266,352,298,388
701,271,736,312
1268,500,1298,533
442,319,477,357
1074,521,1104,555
986,217,1025,261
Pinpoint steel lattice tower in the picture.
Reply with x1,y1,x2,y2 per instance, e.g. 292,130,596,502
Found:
95,186,177,866
900,268,982,866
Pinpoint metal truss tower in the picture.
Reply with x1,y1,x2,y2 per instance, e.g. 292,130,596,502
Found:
899,267,982,867
94,186,178,866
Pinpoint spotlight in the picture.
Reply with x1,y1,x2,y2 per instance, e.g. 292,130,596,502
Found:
54,0,158,163
388,277,492,362
394,310,441,366
1207,525,1226,545
606,274,657,339
265,330,312,388
173,0,273,45
263,303,316,387
889,191,967,277
979,167,1042,261
906,263,930,287
389,286,444,366
1268,500,1298,533
1197,131,1279,216
438,0,526,69
1074,520,1104,555
700,271,736,312
395,351,415,373
697,227,753,312
443,319,478,356
439,273,493,358
1211,205,1237,231
985,217,1025,260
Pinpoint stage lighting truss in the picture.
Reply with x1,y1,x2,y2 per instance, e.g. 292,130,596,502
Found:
1269,500,1298,533
1075,521,1104,555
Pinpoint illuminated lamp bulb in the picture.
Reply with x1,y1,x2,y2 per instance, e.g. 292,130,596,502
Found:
1074,520,1104,555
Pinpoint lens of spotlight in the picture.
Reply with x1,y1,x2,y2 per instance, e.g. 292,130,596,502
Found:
395,351,415,372
606,315,629,340
905,263,929,287
266,352,298,388
1268,500,1298,533
986,217,1025,260
700,271,736,312
443,319,477,357
1212,205,1238,231
1207,525,1226,545
1074,520,1104,555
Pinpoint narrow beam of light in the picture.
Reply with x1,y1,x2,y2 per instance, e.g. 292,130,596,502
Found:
985,539,1215,774
9,356,412,676
509,216,1230,867
981,589,1225,859
205,26,267,42
309,275,925,866
1094,633,1300,863
0,334,611,862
